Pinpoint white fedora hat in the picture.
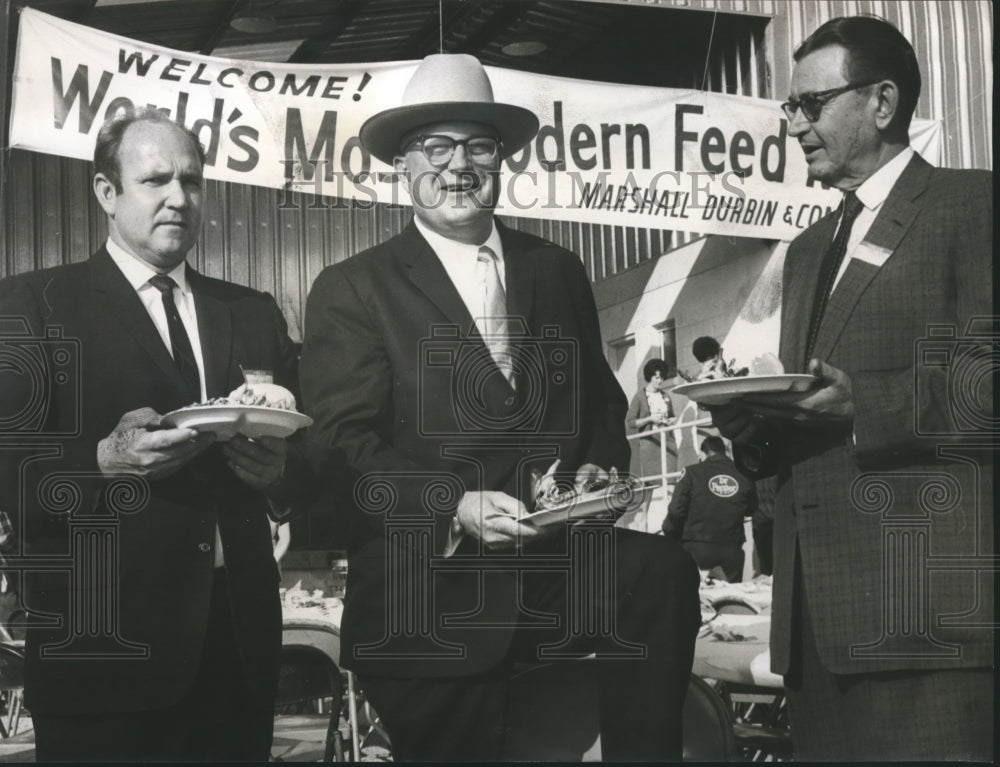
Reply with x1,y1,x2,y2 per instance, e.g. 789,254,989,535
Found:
360,54,539,165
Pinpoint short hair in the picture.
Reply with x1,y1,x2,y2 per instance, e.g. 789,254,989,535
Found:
701,436,726,455
692,336,721,363
794,16,921,133
94,106,206,193
642,358,670,382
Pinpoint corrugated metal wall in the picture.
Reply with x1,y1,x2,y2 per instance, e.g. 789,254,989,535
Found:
2,0,992,341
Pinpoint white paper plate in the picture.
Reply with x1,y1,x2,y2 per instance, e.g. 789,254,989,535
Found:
672,374,815,406
526,483,653,528
161,404,312,440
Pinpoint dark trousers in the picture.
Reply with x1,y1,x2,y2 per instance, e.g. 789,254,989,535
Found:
784,559,994,761
33,570,274,762
359,529,702,762
682,540,744,582
752,520,773,576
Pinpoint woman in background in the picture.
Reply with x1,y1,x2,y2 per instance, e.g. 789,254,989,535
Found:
626,359,677,482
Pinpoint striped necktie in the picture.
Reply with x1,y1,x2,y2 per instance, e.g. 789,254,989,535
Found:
476,246,514,386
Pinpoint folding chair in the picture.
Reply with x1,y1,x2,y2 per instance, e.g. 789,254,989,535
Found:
278,622,346,761
0,643,25,739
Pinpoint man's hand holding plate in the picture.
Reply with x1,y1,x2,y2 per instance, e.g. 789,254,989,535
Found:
737,359,854,425
454,490,548,549
97,407,215,478
221,434,288,491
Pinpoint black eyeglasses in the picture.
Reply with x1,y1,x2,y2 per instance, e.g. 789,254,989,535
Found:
781,79,882,122
403,135,501,167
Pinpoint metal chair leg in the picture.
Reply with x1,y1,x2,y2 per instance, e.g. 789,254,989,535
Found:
346,671,361,762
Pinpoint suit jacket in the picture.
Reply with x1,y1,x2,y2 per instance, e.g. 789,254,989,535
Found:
0,247,309,715
741,155,994,675
300,220,629,678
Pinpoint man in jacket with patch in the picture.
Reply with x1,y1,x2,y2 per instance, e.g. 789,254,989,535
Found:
664,436,755,582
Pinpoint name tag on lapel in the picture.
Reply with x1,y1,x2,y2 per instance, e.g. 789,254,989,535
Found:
852,241,893,268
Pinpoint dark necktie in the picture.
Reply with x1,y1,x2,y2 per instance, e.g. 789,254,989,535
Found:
803,191,864,366
148,274,201,401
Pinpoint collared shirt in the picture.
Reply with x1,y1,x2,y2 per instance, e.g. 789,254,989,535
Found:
105,239,223,566
831,146,914,291
105,238,207,402
413,216,505,339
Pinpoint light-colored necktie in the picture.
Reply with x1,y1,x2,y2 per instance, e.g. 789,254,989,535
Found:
475,245,514,386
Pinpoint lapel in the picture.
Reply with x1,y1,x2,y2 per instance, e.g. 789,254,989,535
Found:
188,270,234,398
811,155,931,362
89,247,191,393
395,219,538,337
397,218,535,394
497,221,536,334
781,217,838,373
396,222,477,334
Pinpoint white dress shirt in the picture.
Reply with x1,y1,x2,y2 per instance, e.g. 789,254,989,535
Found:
413,217,505,337
830,146,913,292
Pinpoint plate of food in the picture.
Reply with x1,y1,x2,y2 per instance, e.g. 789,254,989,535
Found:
525,466,653,528
673,351,814,406
162,383,312,440
672,374,815,406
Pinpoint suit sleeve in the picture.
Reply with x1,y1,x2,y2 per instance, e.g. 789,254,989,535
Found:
851,173,993,463
565,255,630,474
300,265,453,543
0,276,103,544
260,292,316,514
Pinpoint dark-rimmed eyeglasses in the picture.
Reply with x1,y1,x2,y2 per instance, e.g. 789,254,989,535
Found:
403,135,501,167
780,79,882,122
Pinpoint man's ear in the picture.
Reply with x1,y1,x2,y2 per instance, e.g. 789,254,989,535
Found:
393,155,410,192
93,173,118,216
873,80,900,131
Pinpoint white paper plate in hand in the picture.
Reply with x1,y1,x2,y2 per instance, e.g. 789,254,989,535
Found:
526,483,653,528
671,374,815,406
161,405,312,441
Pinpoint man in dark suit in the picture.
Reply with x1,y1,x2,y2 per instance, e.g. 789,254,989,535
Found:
300,54,700,761
663,436,756,582
0,109,311,760
711,17,993,760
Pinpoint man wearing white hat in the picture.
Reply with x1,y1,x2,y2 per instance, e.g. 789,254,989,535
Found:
301,54,700,761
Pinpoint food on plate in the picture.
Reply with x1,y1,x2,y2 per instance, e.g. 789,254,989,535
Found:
695,352,785,381
226,382,297,410
185,382,299,411
533,465,624,512
748,353,785,376
696,357,748,381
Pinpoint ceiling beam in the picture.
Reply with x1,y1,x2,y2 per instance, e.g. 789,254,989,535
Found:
287,0,365,64
199,0,242,56
402,0,476,59
454,1,534,56
74,0,99,24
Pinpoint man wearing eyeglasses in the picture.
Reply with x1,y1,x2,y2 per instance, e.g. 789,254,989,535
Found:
712,16,992,761
300,54,700,761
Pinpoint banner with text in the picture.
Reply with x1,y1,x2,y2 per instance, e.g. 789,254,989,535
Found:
10,8,942,241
